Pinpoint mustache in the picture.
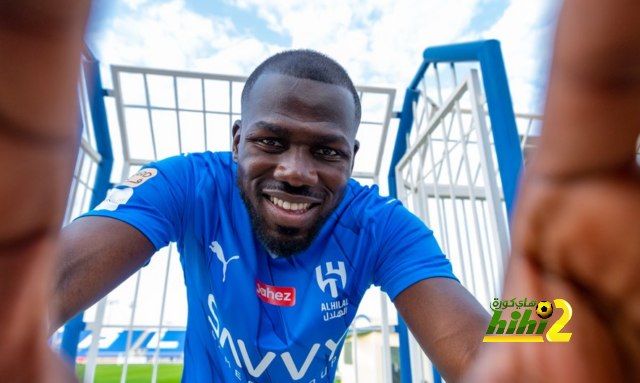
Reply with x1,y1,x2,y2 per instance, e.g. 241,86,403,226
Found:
259,181,325,200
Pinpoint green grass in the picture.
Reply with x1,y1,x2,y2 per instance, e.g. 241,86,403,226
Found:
76,364,183,383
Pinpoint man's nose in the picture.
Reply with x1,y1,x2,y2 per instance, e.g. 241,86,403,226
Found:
273,149,318,187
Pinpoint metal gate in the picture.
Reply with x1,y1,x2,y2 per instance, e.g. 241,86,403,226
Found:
389,40,538,383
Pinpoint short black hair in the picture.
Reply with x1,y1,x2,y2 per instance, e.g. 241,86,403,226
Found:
241,49,362,127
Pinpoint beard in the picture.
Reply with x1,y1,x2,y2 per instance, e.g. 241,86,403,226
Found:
237,177,335,258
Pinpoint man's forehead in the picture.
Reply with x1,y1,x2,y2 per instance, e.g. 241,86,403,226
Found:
244,73,357,131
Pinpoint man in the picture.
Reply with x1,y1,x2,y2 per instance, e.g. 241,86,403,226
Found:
52,49,490,382
0,1,638,383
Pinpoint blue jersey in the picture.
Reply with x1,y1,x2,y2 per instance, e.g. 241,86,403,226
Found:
85,152,456,383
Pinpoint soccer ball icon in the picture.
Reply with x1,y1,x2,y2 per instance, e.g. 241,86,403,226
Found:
536,301,553,319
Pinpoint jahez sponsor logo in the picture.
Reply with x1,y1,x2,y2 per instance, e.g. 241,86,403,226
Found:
256,279,296,307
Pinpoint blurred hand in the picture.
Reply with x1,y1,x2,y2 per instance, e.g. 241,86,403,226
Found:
464,0,640,381
0,1,92,382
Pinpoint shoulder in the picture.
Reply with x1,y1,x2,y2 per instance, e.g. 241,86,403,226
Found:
345,180,402,214
340,180,431,236
147,151,235,184
151,151,233,172
338,180,405,230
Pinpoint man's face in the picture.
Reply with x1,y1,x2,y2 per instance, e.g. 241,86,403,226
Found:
233,73,359,257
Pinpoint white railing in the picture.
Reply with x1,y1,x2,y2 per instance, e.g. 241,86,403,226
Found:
63,55,103,227
397,69,509,307
394,59,541,382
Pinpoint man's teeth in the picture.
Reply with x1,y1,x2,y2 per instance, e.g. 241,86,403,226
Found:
269,196,311,211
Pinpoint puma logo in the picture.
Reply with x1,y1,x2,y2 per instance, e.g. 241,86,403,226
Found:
209,241,240,283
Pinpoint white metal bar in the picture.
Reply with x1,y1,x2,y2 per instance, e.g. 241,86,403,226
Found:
468,71,510,289
98,324,187,330
352,322,359,383
420,78,431,122
396,165,409,208
143,74,158,161
111,67,132,166
64,151,85,224
121,104,234,115
419,355,434,383
78,178,92,218
63,178,78,225
80,138,102,164
433,64,444,106
111,66,395,103
126,158,154,167
417,183,431,227
373,90,396,178
120,271,143,383
413,184,498,200
84,298,108,383
112,65,247,83
359,120,385,126
411,100,423,190
174,76,183,154
416,137,433,226
413,93,427,141
77,155,93,207
202,79,208,151
379,291,393,383
521,117,534,152
414,164,427,225
351,171,376,179
459,199,480,294
228,81,233,149
78,71,92,149
151,246,175,383
407,332,424,383
119,161,130,185
480,200,500,297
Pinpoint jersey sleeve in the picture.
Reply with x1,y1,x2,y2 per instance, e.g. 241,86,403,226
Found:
372,200,458,301
79,155,194,251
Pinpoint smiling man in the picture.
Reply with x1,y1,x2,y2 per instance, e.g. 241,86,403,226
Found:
4,1,640,382
52,50,490,382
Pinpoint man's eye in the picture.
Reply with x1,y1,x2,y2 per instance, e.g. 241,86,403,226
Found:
317,148,340,157
259,138,281,147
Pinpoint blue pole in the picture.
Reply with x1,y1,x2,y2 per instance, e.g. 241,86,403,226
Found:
387,87,421,383
433,365,443,383
59,48,113,367
423,40,489,63
388,88,421,200
477,40,523,220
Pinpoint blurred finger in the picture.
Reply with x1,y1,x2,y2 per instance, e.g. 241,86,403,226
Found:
533,0,640,178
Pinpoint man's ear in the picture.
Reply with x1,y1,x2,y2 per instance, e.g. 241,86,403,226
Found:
350,139,360,173
232,120,242,162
